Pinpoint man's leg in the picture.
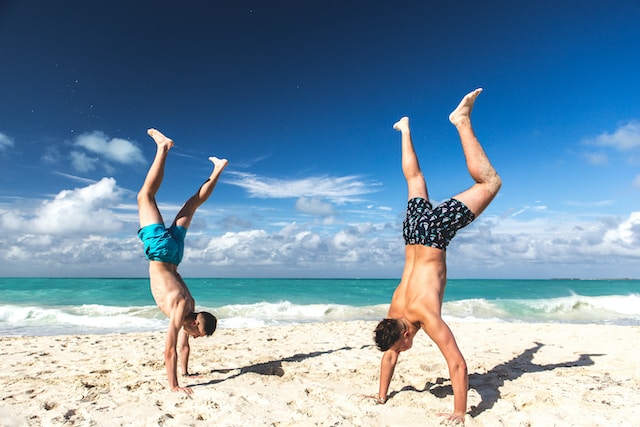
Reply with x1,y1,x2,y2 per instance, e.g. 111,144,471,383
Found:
449,88,502,217
394,117,428,200
137,128,174,228
173,156,228,229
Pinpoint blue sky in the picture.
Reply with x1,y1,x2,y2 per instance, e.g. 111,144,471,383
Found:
1,1,639,279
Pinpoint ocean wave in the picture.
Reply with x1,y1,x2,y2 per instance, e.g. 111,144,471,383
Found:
213,301,389,328
444,293,640,325
2,293,638,336
0,304,167,336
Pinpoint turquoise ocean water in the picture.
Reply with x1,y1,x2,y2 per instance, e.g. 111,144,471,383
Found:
1,278,639,336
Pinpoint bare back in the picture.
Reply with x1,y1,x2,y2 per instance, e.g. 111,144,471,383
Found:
389,245,447,327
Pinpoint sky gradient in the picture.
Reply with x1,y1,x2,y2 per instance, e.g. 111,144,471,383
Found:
1,1,639,278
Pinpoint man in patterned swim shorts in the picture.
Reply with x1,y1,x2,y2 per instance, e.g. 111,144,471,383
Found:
137,128,227,395
371,89,502,424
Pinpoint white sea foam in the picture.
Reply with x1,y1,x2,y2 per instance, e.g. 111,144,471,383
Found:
214,301,389,328
0,304,166,336
444,293,640,325
2,293,638,336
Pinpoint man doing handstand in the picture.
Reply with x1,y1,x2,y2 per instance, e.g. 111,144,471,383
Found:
137,128,228,394
373,88,501,423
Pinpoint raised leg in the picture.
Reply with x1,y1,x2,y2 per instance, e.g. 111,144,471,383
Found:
394,117,428,201
137,128,174,228
173,156,228,229
449,88,502,217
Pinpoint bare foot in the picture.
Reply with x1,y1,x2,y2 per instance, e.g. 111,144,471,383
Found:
209,156,228,173
393,116,410,133
449,88,482,127
147,128,174,151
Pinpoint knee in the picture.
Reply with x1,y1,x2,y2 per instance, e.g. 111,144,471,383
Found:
137,190,152,206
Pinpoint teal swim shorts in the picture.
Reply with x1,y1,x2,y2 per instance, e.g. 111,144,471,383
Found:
138,223,187,265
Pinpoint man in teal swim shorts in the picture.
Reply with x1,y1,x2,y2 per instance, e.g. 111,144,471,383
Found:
137,128,228,395
372,89,502,424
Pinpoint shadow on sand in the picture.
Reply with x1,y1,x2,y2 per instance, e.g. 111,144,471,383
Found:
189,344,373,388
387,342,603,418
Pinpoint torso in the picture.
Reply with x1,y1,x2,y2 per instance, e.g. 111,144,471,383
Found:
148,261,195,319
388,245,447,328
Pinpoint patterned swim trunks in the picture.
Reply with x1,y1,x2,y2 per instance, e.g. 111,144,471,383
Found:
138,223,187,265
402,198,475,250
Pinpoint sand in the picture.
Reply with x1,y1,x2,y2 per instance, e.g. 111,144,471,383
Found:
1,321,639,426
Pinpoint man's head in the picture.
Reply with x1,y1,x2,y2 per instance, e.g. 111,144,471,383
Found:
183,311,217,338
374,318,414,352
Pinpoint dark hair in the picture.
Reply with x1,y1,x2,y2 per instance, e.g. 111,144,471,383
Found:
373,318,403,351
197,312,217,336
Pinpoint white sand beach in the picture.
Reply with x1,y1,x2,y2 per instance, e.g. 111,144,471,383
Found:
1,321,638,426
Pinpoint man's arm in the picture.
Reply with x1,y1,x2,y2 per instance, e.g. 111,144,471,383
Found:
423,317,468,421
377,349,399,403
164,299,193,395
177,329,191,376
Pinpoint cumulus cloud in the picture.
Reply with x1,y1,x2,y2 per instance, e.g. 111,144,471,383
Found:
74,131,145,166
225,171,380,203
0,178,125,235
603,212,640,246
186,220,398,273
0,132,14,151
586,120,640,151
448,211,640,277
1,174,639,278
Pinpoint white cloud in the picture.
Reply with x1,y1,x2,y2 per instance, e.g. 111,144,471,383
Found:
0,178,125,235
295,197,335,217
603,212,640,246
447,211,640,277
0,132,14,151
34,178,124,234
70,150,98,172
225,171,380,203
74,131,145,165
0,178,639,278
185,220,398,274
582,151,608,166
586,120,640,151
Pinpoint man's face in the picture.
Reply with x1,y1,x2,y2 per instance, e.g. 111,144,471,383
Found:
391,331,413,353
391,322,414,353
184,321,206,338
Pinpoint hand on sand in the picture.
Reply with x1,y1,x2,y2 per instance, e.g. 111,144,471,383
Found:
437,412,465,425
172,385,194,396
362,394,386,404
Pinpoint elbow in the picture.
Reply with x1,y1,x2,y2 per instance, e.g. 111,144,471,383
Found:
496,176,503,193
491,173,502,194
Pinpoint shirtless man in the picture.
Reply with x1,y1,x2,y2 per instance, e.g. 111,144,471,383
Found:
373,89,501,423
137,128,228,394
